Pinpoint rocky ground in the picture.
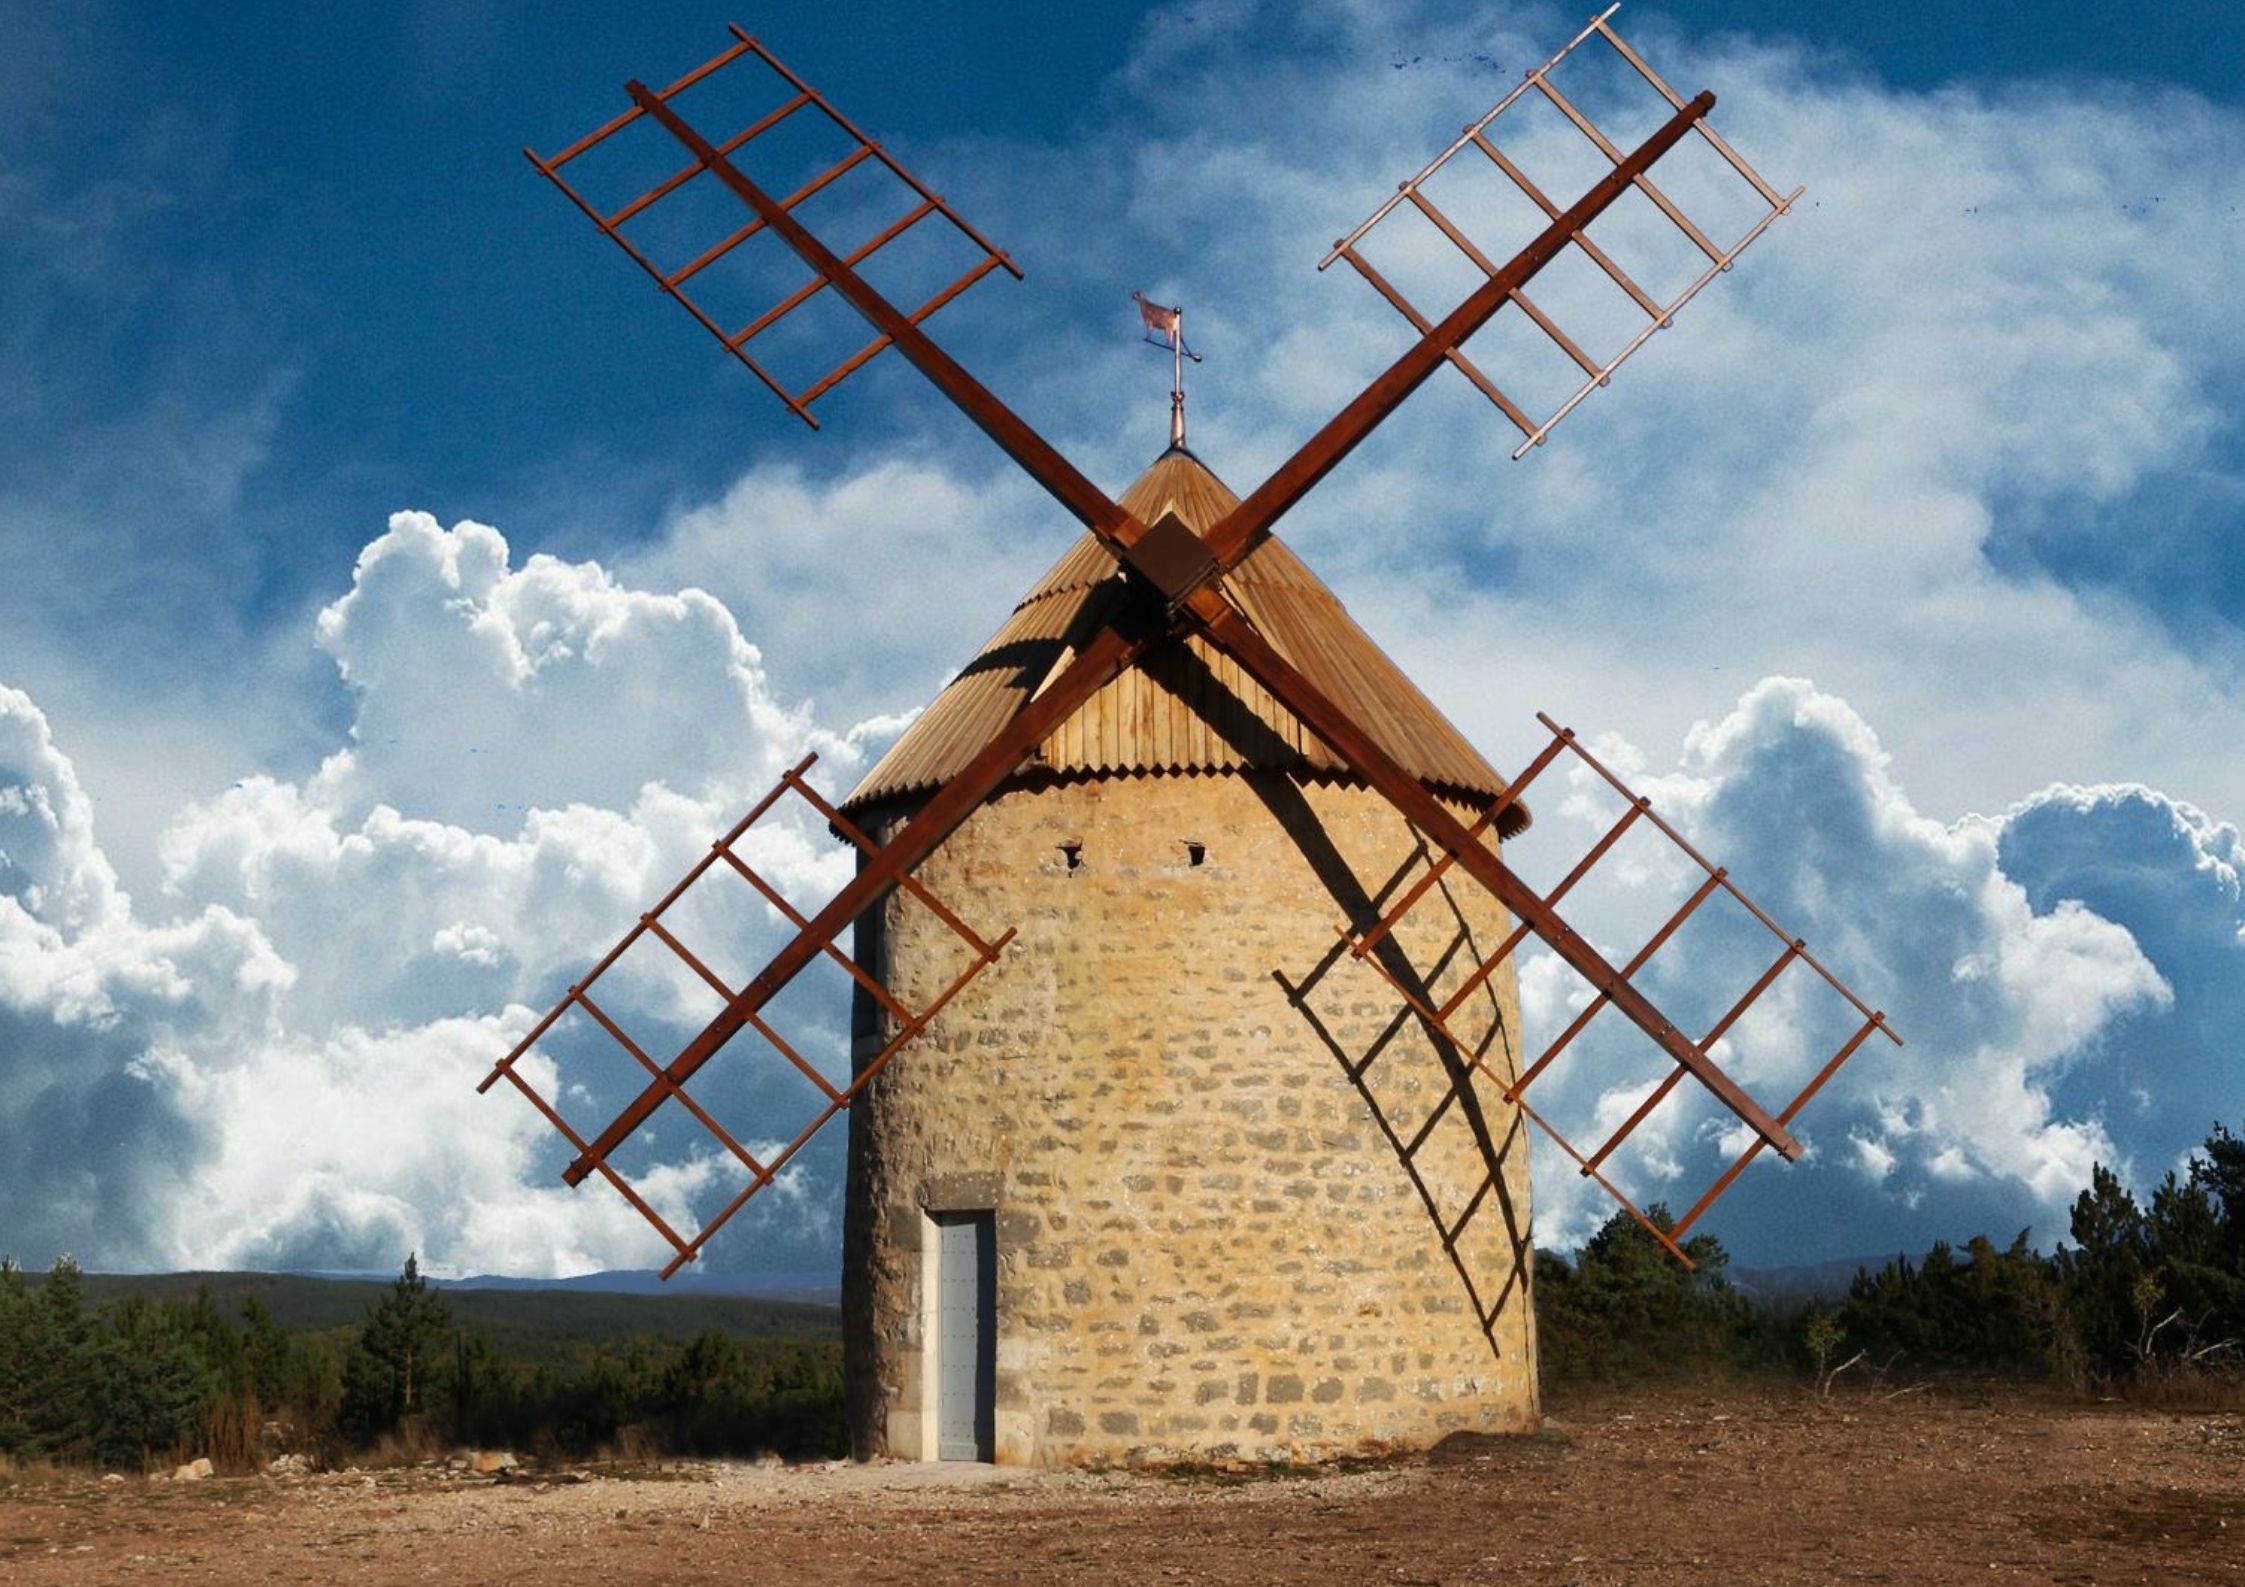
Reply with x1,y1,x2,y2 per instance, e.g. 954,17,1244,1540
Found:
2,1384,2240,1585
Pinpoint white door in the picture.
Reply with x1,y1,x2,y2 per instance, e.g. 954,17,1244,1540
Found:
933,1210,995,1460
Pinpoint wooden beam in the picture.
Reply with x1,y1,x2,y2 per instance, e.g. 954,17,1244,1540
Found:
1175,588,1804,1162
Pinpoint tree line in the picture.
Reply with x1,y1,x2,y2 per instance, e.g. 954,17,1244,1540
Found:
0,1255,841,1472
7,1118,2240,1471
1537,1118,2245,1390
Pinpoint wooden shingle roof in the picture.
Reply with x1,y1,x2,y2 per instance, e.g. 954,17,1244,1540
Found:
840,448,1527,833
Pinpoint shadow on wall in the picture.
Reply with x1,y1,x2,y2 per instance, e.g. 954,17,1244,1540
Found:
1266,781,1533,1362
1148,641,1534,1359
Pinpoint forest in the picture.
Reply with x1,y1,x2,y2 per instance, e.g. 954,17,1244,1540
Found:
0,1258,843,1472
1541,1120,2245,1388
2,1119,2239,1473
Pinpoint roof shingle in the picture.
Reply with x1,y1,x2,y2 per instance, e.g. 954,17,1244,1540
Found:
840,447,1526,834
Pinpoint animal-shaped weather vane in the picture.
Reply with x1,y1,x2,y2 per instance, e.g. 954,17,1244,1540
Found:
481,5,1902,1313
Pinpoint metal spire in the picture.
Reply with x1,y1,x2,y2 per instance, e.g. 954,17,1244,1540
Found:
1169,304,1188,449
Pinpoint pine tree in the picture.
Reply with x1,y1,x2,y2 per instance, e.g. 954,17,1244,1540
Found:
1535,1204,1746,1381
240,1295,295,1411
2189,1122,2245,1306
87,1296,215,1470
22,1257,96,1460
340,1254,453,1439
2060,1163,2149,1378
2160,1127,2245,1357
448,1328,515,1446
0,1259,31,1454
174,1287,246,1393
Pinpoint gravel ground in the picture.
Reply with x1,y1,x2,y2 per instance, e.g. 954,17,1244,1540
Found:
3,1385,2240,1585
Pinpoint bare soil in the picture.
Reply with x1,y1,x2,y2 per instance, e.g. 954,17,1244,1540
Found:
4,1385,2241,1586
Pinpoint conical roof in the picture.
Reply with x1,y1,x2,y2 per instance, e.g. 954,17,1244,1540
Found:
840,448,1527,833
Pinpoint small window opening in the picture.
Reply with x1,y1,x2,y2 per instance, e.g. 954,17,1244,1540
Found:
1059,840,1084,871
1184,841,1207,868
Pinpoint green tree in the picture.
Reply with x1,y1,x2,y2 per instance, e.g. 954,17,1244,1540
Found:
1802,1307,1849,1395
239,1295,294,1410
173,1287,245,1392
341,1255,453,1439
1536,1205,1748,1381
86,1296,216,1469
0,1259,33,1454
20,1257,96,1460
2059,1163,2150,1378
2191,1124,2245,1259
447,1327,519,1447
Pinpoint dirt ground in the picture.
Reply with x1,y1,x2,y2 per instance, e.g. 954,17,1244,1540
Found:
3,1385,2240,1586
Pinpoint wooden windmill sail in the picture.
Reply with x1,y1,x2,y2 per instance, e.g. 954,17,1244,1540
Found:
481,7,1903,1446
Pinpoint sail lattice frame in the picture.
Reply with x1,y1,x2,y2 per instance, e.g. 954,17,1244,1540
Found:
1324,4,1803,458
526,26,1022,427
478,754,1015,1276
495,9,1892,1281
1343,712,1898,1265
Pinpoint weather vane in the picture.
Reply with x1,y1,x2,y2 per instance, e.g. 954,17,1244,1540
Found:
1131,290,1202,450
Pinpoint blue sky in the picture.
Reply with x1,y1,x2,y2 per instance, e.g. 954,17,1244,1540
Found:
2,0,2242,1279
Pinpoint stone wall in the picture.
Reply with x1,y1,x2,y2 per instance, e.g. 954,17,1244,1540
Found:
842,770,1536,1466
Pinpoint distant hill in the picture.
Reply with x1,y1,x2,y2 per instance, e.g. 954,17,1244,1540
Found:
1729,1255,1895,1309
46,1258,1881,1327
450,1268,840,1306
42,1269,838,1355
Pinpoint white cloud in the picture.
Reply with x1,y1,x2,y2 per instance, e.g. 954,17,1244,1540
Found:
139,1017,709,1277
0,546,2233,1274
517,2,2245,916
1512,678,2177,1258
307,510,844,831
622,461,1060,725
0,517,871,1278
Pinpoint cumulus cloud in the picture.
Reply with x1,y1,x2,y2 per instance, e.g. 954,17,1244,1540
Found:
304,510,845,831
1,515,880,1278
0,684,290,1266
621,461,1059,726
565,2,2245,1265
1994,782,2245,1178
9,564,2232,1277
1511,679,2188,1261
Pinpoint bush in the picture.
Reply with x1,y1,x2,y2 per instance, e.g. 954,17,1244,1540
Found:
1537,1205,1750,1382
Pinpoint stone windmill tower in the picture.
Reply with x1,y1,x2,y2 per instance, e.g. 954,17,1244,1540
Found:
484,7,1901,1467
835,445,1536,1463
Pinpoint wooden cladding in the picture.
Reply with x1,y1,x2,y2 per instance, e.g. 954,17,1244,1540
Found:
843,449,1527,831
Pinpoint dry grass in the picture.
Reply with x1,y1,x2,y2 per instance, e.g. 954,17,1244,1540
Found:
0,1452,73,1486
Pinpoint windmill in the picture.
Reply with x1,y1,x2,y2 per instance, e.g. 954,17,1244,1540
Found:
481,7,1902,1465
